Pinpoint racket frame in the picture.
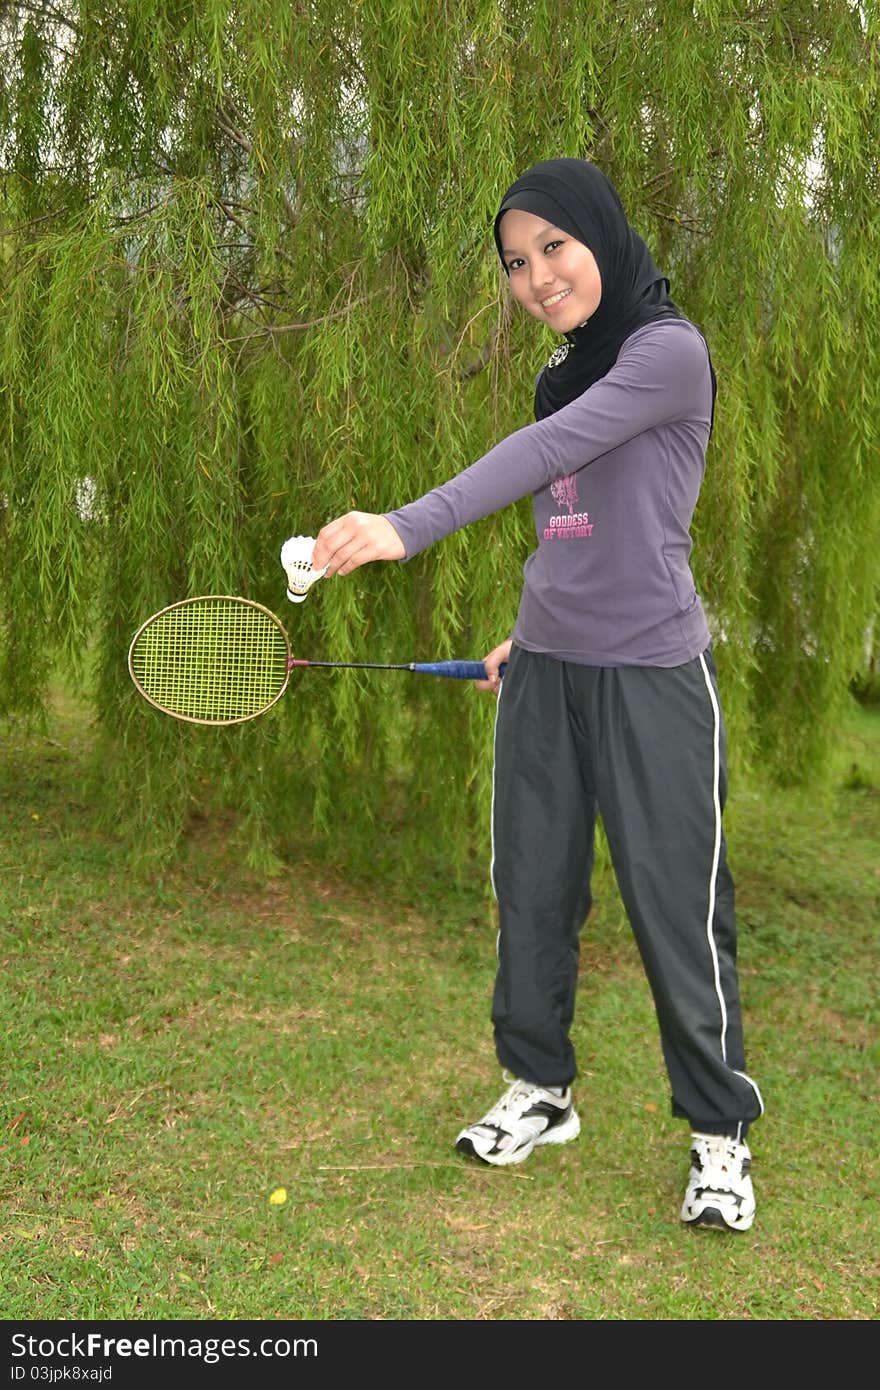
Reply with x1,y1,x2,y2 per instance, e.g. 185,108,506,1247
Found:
127,594,292,726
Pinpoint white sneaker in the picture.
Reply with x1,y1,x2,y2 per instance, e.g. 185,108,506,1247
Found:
680,1132,756,1232
455,1074,580,1166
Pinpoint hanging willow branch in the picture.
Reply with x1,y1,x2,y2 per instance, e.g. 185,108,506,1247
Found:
0,0,877,885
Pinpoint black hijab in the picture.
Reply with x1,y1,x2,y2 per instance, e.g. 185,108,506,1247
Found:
494,158,715,427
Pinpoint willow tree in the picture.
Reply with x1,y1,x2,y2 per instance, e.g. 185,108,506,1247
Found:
1,0,877,884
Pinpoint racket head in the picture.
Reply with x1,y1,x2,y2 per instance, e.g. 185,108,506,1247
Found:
128,595,292,726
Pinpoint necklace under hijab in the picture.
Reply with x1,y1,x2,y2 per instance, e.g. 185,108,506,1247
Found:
494,158,716,428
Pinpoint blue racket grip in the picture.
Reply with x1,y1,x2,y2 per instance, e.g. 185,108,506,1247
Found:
411,660,508,680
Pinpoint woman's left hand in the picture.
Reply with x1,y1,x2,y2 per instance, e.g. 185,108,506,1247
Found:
312,512,406,576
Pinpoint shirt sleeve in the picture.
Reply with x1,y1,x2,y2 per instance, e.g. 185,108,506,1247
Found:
384,321,711,560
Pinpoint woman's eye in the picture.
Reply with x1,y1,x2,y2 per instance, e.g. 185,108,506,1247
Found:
506,241,562,271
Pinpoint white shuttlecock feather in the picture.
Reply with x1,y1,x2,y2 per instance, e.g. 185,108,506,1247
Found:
280,535,327,603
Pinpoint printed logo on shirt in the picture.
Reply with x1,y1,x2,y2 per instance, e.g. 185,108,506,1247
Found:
551,475,578,513
544,475,594,541
543,512,594,540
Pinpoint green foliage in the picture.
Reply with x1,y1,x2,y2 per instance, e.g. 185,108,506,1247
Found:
1,0,878,882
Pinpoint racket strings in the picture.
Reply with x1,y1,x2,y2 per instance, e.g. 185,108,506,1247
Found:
130,600,290,723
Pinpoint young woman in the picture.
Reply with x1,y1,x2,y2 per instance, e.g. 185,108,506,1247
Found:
311,157,764,1232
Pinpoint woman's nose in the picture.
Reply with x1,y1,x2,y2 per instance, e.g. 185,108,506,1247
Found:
531,260,552,290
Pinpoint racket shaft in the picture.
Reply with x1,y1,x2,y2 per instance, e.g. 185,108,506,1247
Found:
289,659,508,679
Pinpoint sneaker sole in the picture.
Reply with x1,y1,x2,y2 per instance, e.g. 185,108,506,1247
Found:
455,1108,581,1167
682,1204,755,1233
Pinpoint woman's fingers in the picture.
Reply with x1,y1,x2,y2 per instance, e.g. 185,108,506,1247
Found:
311,514,359,572
473,639,513,694
312,513,405,575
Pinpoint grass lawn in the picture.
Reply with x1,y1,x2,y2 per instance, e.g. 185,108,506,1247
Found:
1,689,877,1321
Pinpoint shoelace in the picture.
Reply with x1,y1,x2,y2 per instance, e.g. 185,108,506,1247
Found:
483,1075,549,1124
692,1134,746,1192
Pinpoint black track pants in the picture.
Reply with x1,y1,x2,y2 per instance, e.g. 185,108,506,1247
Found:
490,644,763,1135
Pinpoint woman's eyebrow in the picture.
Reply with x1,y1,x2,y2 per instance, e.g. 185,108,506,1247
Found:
500,225,560,257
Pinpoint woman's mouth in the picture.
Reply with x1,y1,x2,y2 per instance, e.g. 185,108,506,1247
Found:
541,288,572,311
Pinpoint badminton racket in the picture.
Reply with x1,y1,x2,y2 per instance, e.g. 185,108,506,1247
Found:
128,595,507,726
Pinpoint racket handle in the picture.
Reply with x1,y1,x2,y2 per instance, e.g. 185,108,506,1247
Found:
411,661,508,681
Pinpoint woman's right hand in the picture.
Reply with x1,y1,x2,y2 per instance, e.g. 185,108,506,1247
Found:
474,639,512,694
312,512,406,576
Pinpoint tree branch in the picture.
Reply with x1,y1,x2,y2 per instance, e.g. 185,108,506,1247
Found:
215,102,300,231
1,1,83,38
224,293,379,343
0,206,68,237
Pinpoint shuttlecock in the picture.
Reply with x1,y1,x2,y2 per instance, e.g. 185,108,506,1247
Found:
280,535,327,603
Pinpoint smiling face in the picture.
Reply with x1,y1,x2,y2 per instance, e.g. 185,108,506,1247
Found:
498,208,602,333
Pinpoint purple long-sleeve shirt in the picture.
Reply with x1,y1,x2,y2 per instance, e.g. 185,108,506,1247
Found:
384,318,714,666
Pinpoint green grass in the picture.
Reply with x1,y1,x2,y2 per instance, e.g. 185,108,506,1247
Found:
1,690,878,1320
